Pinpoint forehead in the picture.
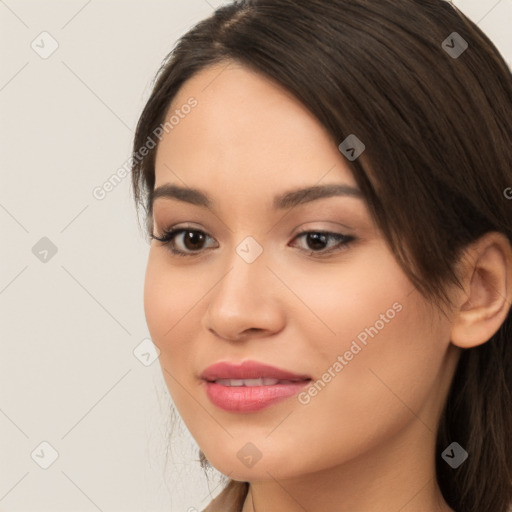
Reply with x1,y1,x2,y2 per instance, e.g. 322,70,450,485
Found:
154,61,358,199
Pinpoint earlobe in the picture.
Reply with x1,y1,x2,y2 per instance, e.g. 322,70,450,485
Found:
450,232,512,349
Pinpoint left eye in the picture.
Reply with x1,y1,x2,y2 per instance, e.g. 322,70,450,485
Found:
291,230,355,255
151,228,355,257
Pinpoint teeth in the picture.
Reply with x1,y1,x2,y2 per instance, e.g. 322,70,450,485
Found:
215,378,283,387
243,378,265,386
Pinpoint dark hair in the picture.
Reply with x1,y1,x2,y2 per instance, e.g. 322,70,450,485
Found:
131,1,512,510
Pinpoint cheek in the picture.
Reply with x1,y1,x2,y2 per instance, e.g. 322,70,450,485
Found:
143,252,208,417
273,249,448,458
143,254,171,344
303,296,444,447
298,292,446,448
143,252,201,366
284,243,414,352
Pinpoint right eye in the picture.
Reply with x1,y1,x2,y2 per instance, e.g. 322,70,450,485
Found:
151,227,218,257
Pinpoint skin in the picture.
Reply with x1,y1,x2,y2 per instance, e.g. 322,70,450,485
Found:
143,60,512,511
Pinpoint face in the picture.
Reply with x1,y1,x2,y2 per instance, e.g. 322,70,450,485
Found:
144,61,458,482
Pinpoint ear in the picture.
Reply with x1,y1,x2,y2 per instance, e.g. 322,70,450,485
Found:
450,232,512,349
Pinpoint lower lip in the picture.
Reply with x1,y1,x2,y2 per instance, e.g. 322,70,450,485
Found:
203,380,311,413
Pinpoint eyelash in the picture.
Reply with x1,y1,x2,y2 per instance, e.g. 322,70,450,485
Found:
151,226,356,258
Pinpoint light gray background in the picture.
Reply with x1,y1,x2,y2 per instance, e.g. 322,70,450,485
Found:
1,1,511,511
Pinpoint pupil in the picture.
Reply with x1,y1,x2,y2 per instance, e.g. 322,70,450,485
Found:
308,233,327,250
185,231,204,250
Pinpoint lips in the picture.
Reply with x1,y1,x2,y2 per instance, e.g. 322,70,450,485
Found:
200,360,312,383
200,360,312,413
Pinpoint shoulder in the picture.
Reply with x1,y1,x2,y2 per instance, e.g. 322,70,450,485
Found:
202,480,249,512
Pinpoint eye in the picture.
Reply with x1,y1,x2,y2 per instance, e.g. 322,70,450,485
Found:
290,230,355,257
151,227,217,257
151,226,356,258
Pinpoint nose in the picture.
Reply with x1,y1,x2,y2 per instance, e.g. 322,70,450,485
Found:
201,249,285,342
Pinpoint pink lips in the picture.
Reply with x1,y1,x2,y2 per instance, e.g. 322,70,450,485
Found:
200,360,312,413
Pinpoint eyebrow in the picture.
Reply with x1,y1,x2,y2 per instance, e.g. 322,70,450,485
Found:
150,182,363,211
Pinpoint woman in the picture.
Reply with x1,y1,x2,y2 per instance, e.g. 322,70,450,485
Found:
131,1,512,510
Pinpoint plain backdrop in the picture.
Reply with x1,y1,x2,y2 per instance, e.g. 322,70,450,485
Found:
1,1,511,510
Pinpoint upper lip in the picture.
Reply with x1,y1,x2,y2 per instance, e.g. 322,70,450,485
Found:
200,360,312,382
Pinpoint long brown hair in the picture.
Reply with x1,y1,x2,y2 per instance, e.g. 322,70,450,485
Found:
131,1,512,510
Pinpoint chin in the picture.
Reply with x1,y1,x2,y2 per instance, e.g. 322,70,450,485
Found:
203,448,303,482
